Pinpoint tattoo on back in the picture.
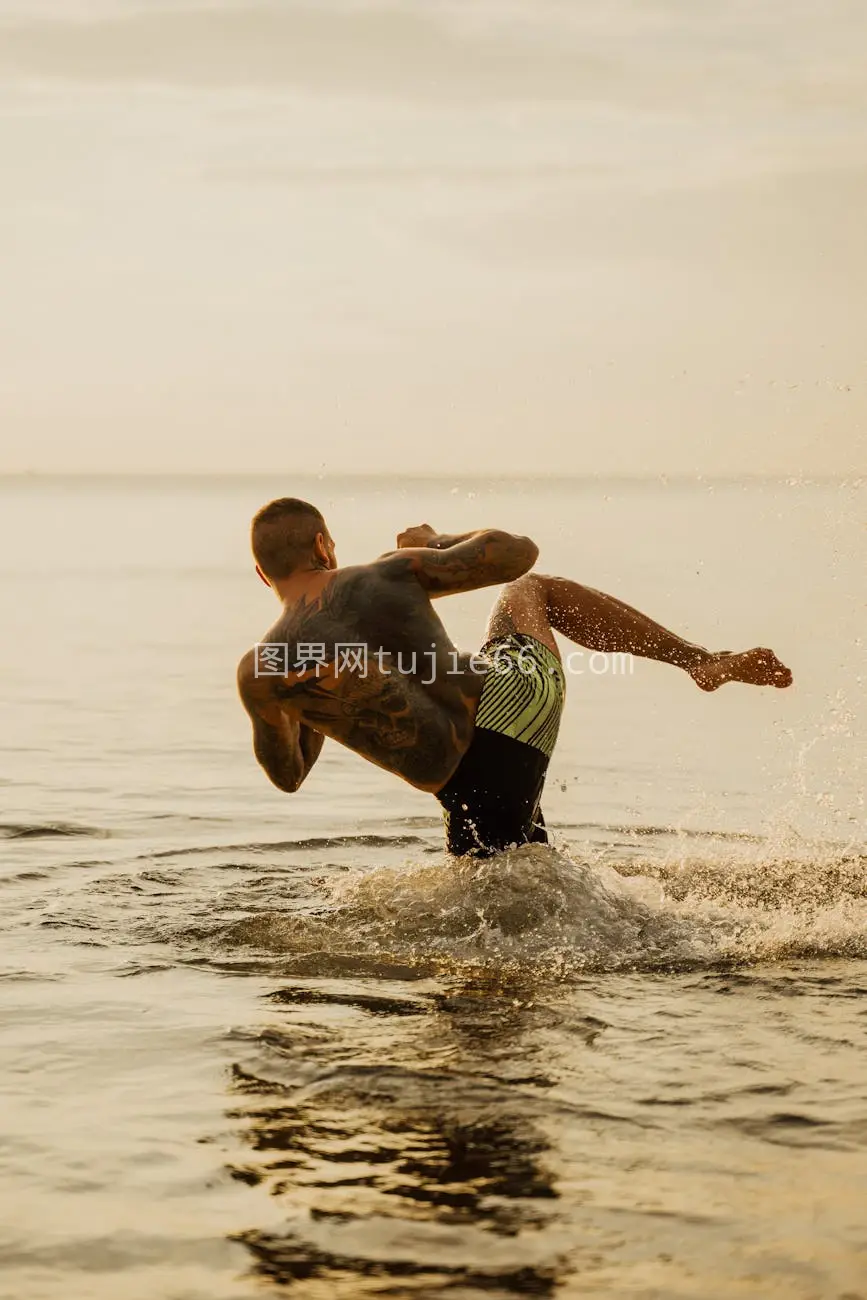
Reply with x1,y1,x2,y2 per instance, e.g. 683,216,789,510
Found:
256,564,480,786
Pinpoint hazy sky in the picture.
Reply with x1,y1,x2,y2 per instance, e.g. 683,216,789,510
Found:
1,0,865,476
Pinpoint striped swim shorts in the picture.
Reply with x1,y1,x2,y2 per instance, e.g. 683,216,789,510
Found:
435,633,566,857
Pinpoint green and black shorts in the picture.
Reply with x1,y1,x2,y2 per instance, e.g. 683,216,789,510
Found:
436,633,566,857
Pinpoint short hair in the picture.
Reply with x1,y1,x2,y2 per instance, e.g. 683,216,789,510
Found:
251,497,326,580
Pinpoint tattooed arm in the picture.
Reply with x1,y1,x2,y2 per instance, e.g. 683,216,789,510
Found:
237,655,324,792
382,524,538,596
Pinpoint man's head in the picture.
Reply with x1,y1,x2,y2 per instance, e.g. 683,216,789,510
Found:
251,497,336,586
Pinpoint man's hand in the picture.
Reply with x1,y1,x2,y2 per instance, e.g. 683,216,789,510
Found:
396,525,488,551
397,523,437,549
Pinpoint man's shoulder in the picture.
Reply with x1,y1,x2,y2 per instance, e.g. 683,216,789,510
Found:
236,647,272,717
365,550,420,583
334,557,413,582
237,646,274,692
318,559,419,604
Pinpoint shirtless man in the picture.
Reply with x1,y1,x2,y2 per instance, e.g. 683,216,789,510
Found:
237,497,792,856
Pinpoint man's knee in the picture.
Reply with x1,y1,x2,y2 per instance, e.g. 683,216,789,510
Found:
501,572,550,611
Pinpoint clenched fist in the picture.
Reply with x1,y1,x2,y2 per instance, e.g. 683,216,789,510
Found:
396,523,437,549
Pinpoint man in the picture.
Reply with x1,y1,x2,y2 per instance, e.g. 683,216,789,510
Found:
237,497,792,856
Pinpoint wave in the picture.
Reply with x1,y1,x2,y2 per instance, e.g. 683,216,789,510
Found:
0,820,109,840
217,839,867,978
143,832,430,861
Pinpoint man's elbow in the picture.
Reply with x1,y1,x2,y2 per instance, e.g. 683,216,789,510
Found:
256,756,305,794
273,773,302,793
490,531,538,581
268,771,304,794
519,535,540,573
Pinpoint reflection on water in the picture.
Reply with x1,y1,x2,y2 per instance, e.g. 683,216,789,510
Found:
227,978,573,1295
217,951,867,1300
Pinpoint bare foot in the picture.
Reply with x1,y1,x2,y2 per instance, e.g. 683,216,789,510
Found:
690,648,793,692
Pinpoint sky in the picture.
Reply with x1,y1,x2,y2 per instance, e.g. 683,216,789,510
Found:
1,0,865,477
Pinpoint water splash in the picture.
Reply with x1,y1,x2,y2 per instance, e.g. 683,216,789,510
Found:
220,835,867,978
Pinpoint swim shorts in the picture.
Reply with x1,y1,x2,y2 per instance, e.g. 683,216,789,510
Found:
435,633,566,857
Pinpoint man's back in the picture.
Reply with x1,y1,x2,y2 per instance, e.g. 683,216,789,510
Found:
238,556,487,790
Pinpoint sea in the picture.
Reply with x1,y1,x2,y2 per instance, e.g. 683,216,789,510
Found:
0,474,865,1300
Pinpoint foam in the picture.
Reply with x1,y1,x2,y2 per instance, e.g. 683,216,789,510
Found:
220,838,867,977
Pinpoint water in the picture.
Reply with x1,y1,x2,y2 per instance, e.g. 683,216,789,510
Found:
1,475,865,1299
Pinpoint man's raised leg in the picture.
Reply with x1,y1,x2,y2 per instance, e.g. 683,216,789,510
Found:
486,574,792,690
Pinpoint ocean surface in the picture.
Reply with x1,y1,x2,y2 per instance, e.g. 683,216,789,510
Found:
1,475,865,1300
